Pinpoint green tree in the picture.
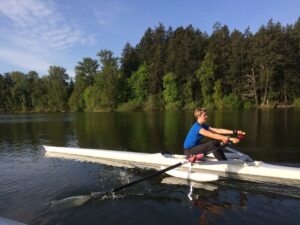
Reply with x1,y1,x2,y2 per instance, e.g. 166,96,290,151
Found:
252,20,285,106
46,66,70,112
82,85,101,112
128,64,149,103
85,50,119,111
162,72,180,110
165,25,208,106
240,28,259,106
148,24,168,96
213,79,223,109
280,21,300,101
196,52,215,107
1,20,300,112
119,43,140,102
121,43,140,78
223,93,241,109
0,74,4,111
208,23,231,93
0,74,9,111
75,57,99,86
228,29,247,95
136,27,155,65
31,76,49,112
69,57,99,111
27,71,42,111
0,74,12,112
10,71,31,112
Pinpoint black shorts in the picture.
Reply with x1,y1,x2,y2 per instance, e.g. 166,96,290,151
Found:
184,140,227,161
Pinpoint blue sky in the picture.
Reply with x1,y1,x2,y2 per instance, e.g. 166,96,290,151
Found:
0,0,299,77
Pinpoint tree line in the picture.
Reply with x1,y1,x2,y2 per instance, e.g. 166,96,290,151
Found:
1,19,300,113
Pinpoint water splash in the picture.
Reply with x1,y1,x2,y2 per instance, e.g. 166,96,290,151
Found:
119,170,132,183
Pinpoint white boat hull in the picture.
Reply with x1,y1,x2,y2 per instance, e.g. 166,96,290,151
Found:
43,146,300,184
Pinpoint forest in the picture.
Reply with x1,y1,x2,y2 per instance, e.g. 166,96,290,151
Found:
1,19,300,113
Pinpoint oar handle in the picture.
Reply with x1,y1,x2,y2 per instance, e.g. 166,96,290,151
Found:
232,130,246,139
237,134,245,139
222,132,245,145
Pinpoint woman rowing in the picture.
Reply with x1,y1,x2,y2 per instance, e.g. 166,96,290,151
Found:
183,108,245,160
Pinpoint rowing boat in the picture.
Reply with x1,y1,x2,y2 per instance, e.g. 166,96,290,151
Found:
43,145,300,184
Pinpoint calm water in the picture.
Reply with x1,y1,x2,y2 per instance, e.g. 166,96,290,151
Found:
0,110,300,225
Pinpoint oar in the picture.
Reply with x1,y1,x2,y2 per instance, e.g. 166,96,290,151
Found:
51,153,204,210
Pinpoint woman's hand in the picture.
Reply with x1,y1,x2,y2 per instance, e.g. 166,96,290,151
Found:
229,137,240,144
237,130,246,135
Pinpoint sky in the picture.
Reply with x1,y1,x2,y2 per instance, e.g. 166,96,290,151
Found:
0,0,299,77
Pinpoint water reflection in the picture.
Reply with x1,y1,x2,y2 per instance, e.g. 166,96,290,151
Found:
1,110,300,162
191,192,248,225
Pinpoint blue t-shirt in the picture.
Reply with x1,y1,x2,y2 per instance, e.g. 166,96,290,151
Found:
183,122,209,149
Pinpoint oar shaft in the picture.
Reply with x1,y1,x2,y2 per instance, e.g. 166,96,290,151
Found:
53,160,189,208
111,161,187,193
93,153,204,198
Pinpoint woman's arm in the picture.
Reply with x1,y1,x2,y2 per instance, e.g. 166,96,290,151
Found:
209,127,245,135
200,128,239,143
208,127,233,135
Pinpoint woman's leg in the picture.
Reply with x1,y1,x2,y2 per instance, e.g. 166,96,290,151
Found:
184,140,227,160
211,147,227,160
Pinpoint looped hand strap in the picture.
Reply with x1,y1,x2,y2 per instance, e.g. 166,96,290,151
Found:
233,129,238,137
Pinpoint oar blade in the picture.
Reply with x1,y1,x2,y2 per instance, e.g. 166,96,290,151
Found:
51,195,91,210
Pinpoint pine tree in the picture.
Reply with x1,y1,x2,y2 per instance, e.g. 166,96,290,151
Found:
196,51,215,107
208,23,231,94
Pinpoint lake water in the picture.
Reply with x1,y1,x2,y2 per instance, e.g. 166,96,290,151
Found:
0,110,300,225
